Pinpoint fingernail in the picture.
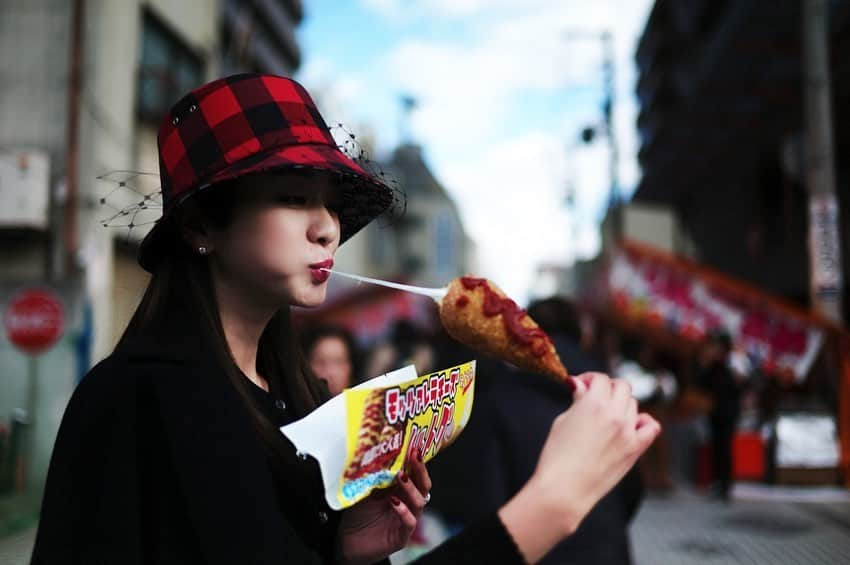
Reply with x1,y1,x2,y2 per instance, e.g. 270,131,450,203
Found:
399,471,409,483
390,496,401,506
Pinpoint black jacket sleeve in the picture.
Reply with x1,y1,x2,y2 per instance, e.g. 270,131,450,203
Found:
412,513,525,564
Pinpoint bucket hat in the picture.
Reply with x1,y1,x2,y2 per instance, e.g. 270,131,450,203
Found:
138,73,395,272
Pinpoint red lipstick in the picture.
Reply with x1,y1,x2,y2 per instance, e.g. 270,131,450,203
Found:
310,259,333,283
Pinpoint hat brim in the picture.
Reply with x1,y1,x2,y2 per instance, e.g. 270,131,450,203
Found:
138,143,395,273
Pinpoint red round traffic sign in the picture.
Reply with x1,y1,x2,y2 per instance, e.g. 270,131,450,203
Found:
4,288,65,355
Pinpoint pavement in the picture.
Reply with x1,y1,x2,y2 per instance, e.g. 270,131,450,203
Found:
2,483,849,564
0,525,34,565
631,484,850,565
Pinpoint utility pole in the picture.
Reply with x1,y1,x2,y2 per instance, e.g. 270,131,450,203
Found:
60,0,84,279
601,31,620,241
564,30,621,240
803,0,844,323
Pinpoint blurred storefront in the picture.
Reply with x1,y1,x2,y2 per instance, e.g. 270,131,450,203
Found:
618,0,850,489
326,142,474,346
589,240,849,488
294,282,438,348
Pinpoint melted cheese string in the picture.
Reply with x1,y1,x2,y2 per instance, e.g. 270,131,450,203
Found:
321,268,447,301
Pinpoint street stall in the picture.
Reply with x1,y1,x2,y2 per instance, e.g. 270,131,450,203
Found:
292,277,438,347
596,240,850,488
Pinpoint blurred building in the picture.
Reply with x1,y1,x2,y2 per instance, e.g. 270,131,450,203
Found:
0,0,302,534
608,0,850,489
335,143,473,287
219,0,303,75
306,142,475,344
383,143,473,288
632,0,850,318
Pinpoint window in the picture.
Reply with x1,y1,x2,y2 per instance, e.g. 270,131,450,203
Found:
434,211,455,275
137,11,203,123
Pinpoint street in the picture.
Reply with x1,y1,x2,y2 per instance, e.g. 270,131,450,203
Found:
631,484,850,565
2,484,849,564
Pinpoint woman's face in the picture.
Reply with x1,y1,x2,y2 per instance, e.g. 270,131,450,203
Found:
309,335,353,396
208,173,341,308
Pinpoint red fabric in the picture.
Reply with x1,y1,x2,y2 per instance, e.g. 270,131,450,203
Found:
156,74,380,209
733,432,765,481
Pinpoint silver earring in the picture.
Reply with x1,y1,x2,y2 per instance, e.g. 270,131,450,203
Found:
198,246,208,256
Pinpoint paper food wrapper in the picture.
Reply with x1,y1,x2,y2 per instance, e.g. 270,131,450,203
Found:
281,361,476,510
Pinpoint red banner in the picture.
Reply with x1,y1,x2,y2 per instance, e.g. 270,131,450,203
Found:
608,242,825,381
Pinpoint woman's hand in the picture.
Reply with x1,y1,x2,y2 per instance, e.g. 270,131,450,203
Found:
537,373,659,522
499,372,661,563
338,452,432,565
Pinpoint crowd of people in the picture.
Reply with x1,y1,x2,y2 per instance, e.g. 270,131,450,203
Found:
296,293,758,563
301,286,776,561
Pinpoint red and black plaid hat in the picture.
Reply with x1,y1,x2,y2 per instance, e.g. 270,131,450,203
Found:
138,73,394,272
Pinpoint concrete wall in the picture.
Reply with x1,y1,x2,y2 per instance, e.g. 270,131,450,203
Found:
78,0,222,361
0,0,221,534
622,202,697,257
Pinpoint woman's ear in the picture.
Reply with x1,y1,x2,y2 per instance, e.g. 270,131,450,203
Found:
178,203,214,255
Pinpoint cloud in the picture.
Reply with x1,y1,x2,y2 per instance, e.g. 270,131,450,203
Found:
377,1,652,176
306,0,654,298
437,130,605,301
359,0,610,23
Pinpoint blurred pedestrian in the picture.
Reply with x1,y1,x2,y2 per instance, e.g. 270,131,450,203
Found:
630,344,676,492
32,74,659,564
696,330,742,501
390,320,436,375
364,340,398,378
300,324,361,395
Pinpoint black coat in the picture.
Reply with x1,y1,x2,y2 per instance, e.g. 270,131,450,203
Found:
31,322,524,564
31,322,344,564
430,336,644,564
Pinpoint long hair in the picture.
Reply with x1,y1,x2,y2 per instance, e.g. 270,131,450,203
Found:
116,178,329,462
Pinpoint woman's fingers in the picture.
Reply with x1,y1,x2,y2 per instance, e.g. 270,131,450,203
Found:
636,412,660,430
585,372,612,399
635,413,661,449
612,378,632,408
388,495,417,531
394,470,427,516
408,451,432,497
570,375,588,398
625,397,639,433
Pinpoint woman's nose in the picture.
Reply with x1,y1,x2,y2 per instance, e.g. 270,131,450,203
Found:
309,204,340,248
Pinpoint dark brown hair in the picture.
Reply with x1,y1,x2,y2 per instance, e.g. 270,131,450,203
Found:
299,324,363,386
117,176,329,461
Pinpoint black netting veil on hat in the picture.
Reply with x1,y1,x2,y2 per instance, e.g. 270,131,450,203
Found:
98,122,406,271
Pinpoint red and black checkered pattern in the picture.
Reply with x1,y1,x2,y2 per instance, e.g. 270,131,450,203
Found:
139,73,393,272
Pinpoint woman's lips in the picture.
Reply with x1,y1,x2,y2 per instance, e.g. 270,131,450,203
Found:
309,259,333,283
310,269,331,284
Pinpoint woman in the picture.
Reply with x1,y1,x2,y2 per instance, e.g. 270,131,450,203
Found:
301,325,360,396
31,74,659,564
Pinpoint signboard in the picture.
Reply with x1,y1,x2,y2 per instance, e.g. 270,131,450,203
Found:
608,244,824,381
4,288,65,355
809,193,843,299
0,151,50,229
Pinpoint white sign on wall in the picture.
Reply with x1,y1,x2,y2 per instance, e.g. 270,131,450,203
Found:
809,193,843,295
0,150,50,229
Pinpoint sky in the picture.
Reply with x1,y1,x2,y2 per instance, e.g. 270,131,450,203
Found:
295,0,654,303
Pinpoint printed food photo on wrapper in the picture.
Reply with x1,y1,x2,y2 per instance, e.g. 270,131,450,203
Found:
281,361,476,510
